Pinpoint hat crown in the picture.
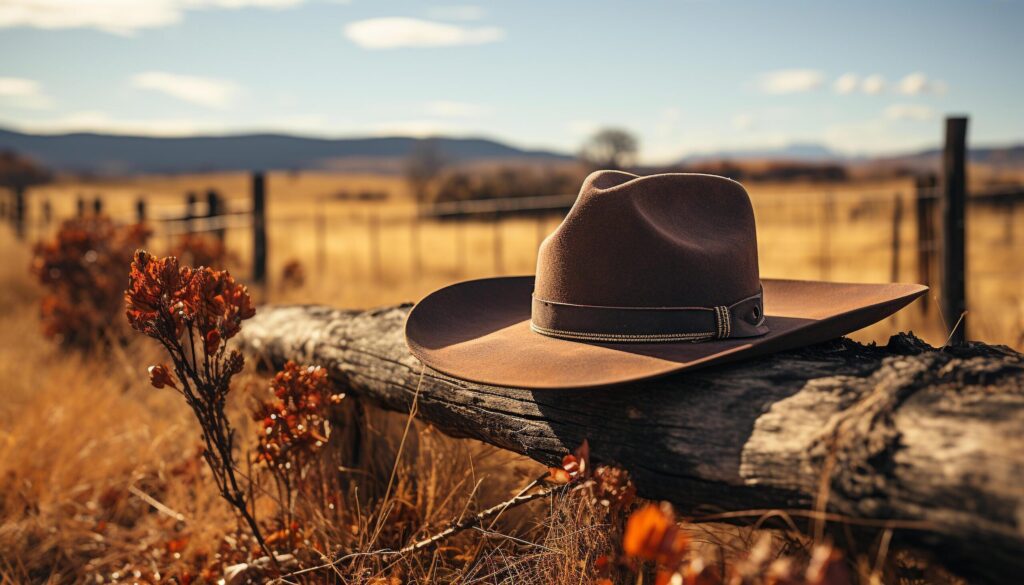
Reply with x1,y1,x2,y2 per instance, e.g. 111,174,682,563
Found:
534,171,760,309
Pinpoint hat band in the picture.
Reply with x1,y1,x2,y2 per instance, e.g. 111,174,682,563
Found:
530,287,768,343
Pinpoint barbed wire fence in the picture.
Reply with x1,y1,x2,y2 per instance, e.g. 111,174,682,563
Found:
3,117,1022,345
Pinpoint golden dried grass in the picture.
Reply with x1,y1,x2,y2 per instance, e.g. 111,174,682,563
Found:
20,172,1021,347
2,168,1010,582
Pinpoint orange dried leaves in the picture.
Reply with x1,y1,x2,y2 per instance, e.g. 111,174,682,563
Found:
547,440,635,513
31,216,150,348
623,503,689,568
254,361,341,470
547,439,589,484
148,364,178,390
125,250,254,352
620,503,853,585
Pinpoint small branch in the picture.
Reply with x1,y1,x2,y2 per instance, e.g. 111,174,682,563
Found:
398,479,566,555
238,304,1024,585
128,484,187,523
272,477,577,582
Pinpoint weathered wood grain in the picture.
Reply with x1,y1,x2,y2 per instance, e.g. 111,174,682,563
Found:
237,304,1024,583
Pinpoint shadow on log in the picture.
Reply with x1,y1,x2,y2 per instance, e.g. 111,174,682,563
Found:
237,304,1024,583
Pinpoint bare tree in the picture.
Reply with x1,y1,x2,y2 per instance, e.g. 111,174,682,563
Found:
1,150,51,238
0,150,50,194
405,139,446,205
580,128,639,170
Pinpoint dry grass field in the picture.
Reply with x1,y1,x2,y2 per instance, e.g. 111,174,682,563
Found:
20,171,1024,348
0,226,603,583
1,170,1020,583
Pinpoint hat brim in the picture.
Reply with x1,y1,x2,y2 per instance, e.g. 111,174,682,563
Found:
405,277,927,389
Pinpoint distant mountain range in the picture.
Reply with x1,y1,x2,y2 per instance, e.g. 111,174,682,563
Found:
867,144,1024,173
0,128,571,174
1,127,1022,175
680,142,1024,171
680,143,843,164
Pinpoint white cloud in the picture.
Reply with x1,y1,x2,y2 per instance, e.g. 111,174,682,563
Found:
427,5,485,21
131,71,240,109
885,103,935,121
12,111,346,137
0,77,39,97
14,111,226,136
189,0,302,7
425,100,490,118
755,69,824,94
861,74,886,95
822,118,933,154
250,114,330,133
0,1,180,35
897,72,947,95
821,119,887,153
0,0,303,36
344,17,504,49
567,120,598,138
833,72,948,96
0,76,53,109
833,73,859,95
732,113,756,131
371,119,465,137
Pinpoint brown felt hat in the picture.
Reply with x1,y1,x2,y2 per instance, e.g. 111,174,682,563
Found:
405,171,927,389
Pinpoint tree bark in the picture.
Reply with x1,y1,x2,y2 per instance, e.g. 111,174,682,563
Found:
237,304,1024,583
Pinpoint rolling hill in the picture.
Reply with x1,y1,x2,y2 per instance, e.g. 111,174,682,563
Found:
0,128,571,174
3,126,1022,176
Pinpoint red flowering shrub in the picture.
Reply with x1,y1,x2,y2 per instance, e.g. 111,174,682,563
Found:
620,503,852,585
252,361,343,551
546,440,635,514
254,361,342,472
623,503,690,569
124,250,272,564
125,250,255,355
30,216,150,348
280,259,305,289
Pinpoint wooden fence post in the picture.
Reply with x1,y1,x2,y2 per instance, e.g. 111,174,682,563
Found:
915,174,937,313
535,214,547,254
493,212,504,274
820,192,835,280
206,189,224,241
456,217,468,275
890,194,903,282
941,116,968,345
368,212,382,282
315,196,326,280
410,216,422,278
13,185,26,239
184,191,197,235
252,172,267,286
1002,198,1015,245
135,197,147,223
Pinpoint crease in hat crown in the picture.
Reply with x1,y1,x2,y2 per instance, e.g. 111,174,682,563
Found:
529,170,770,343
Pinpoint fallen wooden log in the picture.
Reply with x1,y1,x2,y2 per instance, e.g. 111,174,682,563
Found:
238,304,1024,583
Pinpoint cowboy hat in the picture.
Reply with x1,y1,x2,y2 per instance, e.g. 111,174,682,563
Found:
405,171,927,389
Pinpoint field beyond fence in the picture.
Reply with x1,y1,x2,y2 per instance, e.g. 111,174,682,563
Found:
5,170,1023,350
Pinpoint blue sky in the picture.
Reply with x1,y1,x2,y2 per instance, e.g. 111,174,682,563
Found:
0,0,1021,163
